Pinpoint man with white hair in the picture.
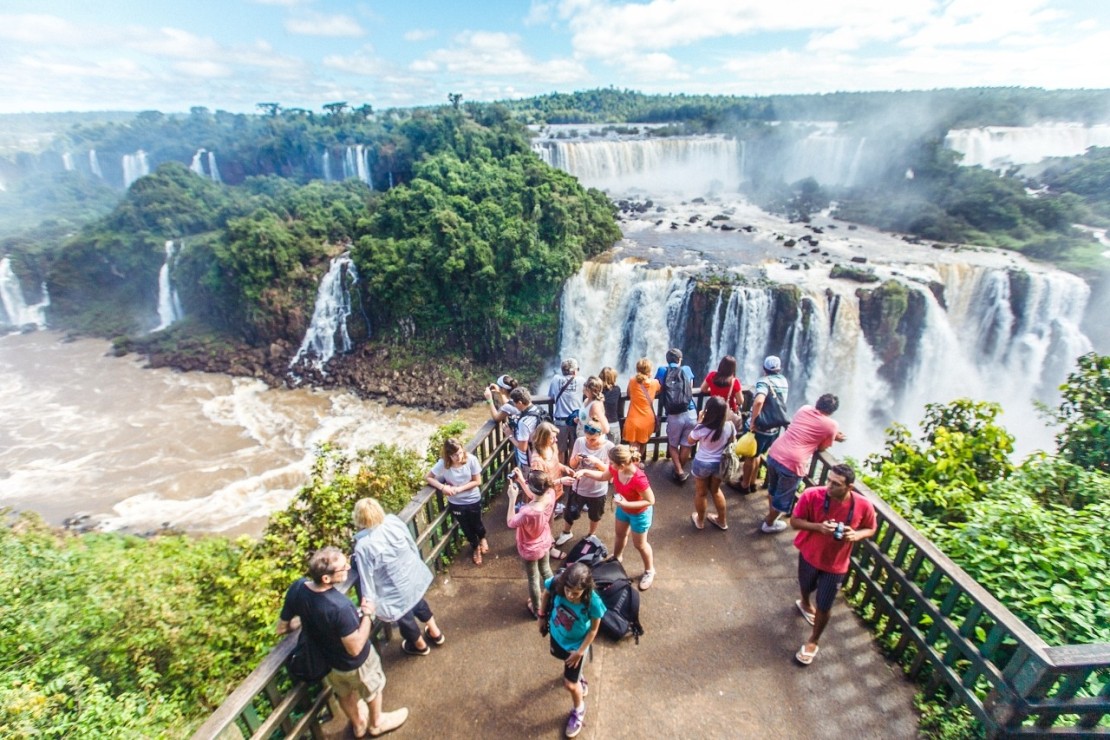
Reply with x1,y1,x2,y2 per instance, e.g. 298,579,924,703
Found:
548,358,583,465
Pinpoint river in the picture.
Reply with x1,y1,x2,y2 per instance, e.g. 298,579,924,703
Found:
0,331,485,536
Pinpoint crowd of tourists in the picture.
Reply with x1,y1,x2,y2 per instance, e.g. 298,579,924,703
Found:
277,349,877,738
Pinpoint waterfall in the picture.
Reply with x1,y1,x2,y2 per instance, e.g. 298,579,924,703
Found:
190,148,206,176
780,129,869,187
0,257,49,329
322,150,333,181
290,254,361,371
556,260,1091,457
207,151,221,182
122,150,149,188
944,124,1110,169
62,152,74,171
342,145,372,185
154,240,184,331
89,149,103,178
534,136,741,194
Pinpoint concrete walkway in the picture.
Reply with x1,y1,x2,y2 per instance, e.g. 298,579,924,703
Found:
373,462,919,739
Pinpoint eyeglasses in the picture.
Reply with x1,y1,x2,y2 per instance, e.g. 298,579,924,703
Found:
329,564,351,574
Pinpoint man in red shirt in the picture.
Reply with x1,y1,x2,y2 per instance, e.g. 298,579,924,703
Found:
789,463,876,665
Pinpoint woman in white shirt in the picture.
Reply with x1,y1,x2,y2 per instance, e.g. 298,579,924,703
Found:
426,438,486,564
687,396,735,531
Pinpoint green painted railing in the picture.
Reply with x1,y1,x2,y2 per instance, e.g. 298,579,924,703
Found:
806,451,1110,738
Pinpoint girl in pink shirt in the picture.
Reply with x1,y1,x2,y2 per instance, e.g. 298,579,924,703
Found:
507,467,557,618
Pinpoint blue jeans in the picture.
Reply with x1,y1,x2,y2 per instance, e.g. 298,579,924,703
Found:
767,455,801,514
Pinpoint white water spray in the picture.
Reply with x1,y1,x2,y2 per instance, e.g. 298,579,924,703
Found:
122,150,149,188
945,124,1110,169
89,149,103,178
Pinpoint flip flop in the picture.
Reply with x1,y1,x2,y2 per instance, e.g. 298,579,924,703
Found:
472,549,483,565
550,548,566,560
707,513,728,531
690,512,705,530
795,599,816,625
795,644,819,665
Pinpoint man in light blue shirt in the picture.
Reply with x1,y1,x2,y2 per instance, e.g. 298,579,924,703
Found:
548,358,583,464
655,348,697,483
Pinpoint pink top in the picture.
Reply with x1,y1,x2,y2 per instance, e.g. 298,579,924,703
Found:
767,406,839,476
704,371,742,412
509,498,555,561
793,486,877,574
609,465,650,509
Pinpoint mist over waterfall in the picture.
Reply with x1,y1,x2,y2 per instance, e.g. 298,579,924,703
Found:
944,123,1110,169
189,148,222,182
154,240,184,331
0,257,49,329
558,260,1091,457
291,254,361,371
122,150,149,188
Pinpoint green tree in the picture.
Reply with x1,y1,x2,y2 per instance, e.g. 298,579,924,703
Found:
1051,352,1110,474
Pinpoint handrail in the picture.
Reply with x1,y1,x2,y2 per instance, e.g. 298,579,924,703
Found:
806,451,1110,737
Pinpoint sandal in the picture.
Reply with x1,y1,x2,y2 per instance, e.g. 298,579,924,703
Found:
424,626,445,646
550,547,566,560
795,599,816,625
795,643,819,665
526,600,538,619
472,548,483,566
707,513,728,531
479,539,489,554
690,512,704,530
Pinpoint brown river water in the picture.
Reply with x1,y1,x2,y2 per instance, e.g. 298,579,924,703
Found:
0,332,486,536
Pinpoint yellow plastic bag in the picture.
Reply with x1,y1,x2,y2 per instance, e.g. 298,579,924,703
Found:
735,431,757,459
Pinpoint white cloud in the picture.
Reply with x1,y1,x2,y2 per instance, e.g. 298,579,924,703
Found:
0,13,116,47
173,60,233,78
17,53,153,81
416,30,587,84
403,29,437,42
284,12,365,38
323,47,388,76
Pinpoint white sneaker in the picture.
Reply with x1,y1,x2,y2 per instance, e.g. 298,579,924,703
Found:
555,532,573,547
761,519,788,533
639,569,656,590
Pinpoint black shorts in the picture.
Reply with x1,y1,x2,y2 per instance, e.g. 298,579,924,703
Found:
563,492,606,524
797,554,845,612
550,636,588,683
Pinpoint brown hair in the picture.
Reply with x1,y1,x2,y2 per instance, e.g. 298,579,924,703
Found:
713,355,737,386
599,366,618,390
441,437,464,467
584,376,603,400
531,421,558,451
307,546,346,584
609,444,642,467
634,358,652,384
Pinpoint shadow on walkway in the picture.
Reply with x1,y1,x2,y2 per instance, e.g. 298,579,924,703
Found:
374,462,918,739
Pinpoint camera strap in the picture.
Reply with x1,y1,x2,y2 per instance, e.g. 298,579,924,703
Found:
823,491,855,525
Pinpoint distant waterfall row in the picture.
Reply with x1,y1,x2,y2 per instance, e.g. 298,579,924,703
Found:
322,146,374,186
0,257,49,329
945,124,1110,169
557,260,1091,456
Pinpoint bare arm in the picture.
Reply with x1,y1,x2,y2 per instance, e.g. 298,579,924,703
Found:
339,598,375,657
566,617,602,668
276,616,300,636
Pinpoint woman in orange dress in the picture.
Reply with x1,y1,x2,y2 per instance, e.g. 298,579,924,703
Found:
622,358,660,461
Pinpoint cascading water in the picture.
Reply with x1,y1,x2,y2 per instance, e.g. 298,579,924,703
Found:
189,149,205,176
207,150,221,182
154,240,184,331
122,150,149,188
322,150,333,181
944,123,1110,169
0,257,49,329
189,149,222,182
62,152,74,171
534,136,741,194
556,259,1091,457
290,254,361,371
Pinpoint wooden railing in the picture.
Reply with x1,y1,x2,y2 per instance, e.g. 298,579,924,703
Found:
805,451,1110,737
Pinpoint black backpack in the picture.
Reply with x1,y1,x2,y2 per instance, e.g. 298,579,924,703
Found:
661,366,692,415
565,535,609,568
590,559,644,644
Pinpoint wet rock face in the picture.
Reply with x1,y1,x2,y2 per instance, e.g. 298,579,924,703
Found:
856,280,927,386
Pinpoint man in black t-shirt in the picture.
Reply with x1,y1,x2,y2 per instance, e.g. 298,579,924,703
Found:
278,546,408,737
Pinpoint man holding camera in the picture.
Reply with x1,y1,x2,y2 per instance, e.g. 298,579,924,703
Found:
788,463,876,666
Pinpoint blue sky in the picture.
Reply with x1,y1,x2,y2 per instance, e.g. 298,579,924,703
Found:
0,0,1107,113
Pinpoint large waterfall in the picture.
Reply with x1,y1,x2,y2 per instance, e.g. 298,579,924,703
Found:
154,240,184,331
0,257,49,329
122,150,149,188
534,136,742,194
290,254,361,370
944,124,1110,169
321,146,373,186
557,260,1090,457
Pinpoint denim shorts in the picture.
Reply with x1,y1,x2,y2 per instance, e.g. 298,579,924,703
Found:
767,455,801,514
691,457,719,480
615,504,653,533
